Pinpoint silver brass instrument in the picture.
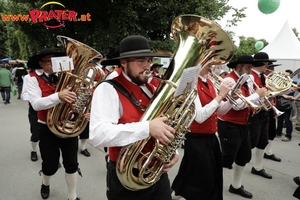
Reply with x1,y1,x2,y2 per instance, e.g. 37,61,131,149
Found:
116,14,234,191
47,36,105,138
209,72,261,114
248,76,284,117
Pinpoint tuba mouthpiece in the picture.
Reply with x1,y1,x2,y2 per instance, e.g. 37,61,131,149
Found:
143,70,152,78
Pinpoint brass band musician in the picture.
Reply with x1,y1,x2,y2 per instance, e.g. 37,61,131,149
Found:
217,55,267,199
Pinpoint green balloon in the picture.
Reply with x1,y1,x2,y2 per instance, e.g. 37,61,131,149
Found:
255,41,264,50
258,0,280,14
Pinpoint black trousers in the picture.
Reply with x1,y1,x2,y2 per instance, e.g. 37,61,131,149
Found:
106,161,172,200
268,110,276,140
248,110,269,149
28,105,39,142
172,133,223,200
79,122,89,139
39,123,79,175
218,119,251,167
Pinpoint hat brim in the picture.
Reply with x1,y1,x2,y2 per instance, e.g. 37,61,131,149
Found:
27,52,66,69
268,64,282,67
101,53,171,66
254,59,277,63
227,61,264,68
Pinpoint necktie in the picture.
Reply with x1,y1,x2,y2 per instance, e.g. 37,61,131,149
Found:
260,73,265,86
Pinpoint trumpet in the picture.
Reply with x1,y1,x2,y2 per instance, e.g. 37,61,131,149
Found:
208,72,261,114
248,76,284,117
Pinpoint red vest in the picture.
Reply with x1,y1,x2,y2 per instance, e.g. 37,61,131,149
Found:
108,73,156,162
251,71,264,89
217,71,251,125
149,71,160,87
30,72,56,122
190,78,217,134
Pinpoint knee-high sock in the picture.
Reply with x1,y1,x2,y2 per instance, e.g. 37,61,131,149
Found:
253,148,264,171
42,174,51,186
265,140,273,155
232,163,245,189
65,172,77,200
31,141,38,152
80,139,87,151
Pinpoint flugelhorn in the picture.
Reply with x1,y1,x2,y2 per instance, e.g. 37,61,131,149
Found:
248,76,284,117
209,72,261,114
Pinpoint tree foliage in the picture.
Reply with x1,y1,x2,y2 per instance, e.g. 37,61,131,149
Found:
233,36,269,60
0,0,246,60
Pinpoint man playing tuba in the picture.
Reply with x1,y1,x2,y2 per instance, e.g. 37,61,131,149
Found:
89,35,178,200
27,48,81,200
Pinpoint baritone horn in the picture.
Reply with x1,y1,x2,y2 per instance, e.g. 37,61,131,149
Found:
47,36,105,138
116,14,234,191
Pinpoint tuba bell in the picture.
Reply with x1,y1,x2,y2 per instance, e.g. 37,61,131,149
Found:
116,14,234,191
47,36,105,138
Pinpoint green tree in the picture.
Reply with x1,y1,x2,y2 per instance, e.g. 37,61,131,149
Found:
1,0,246,60
233,36,268,60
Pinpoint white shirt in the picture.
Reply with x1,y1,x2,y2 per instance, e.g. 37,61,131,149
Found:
89,72,150,148
22,69,44,102
27,70,61,123
194,76,232,123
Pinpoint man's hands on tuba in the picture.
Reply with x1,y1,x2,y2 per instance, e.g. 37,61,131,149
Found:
58,88,77,103
149,116,175,146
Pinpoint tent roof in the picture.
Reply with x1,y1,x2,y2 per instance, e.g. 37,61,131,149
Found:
260,20,300,60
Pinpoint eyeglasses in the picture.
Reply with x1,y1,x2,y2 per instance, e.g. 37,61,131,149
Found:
128,58,153,66
40,60,52,64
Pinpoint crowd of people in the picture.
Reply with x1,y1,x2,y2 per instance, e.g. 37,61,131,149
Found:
1,34,300,200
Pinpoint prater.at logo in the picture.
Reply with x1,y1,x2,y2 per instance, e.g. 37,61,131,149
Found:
1,1,91,29
30,1,91,29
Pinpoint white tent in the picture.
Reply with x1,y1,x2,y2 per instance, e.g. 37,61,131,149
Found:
260,20,300,72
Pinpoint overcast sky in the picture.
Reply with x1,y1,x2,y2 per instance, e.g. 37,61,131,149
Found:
217,0,300,44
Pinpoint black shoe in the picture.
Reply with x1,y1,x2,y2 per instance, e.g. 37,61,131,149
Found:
251,167,272,179
80,149,90,157
68,198,81,200
264,153,281,162
229,185,253,199
294,176,300,186
296,127,300,131
40,184,50,199
31,151,38,162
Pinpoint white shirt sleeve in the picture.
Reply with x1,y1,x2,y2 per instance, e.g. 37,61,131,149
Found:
27,76,61,111
21,74,30,101
89,82,150,148
194,92,232,123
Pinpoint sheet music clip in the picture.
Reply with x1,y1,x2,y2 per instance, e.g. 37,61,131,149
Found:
174,66,201,97
51,56,74,72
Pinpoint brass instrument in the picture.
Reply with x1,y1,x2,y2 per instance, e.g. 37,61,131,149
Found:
248,76,284,117
116,14,234,191
208,72,261,114
47,36,105,138
265,71,299,97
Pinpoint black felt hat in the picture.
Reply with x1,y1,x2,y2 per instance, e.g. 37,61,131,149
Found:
101,35,170,66
268,62,282,67
227,55,264,68
27,48,65,69
254,52,276,63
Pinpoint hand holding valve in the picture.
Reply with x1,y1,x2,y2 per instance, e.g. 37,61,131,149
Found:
58,88,77,104
149,116,175,146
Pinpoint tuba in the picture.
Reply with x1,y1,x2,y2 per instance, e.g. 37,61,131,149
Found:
47,36,105,138
116,14,234,191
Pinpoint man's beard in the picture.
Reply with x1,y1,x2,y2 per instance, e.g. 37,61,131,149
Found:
127,67,148,86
